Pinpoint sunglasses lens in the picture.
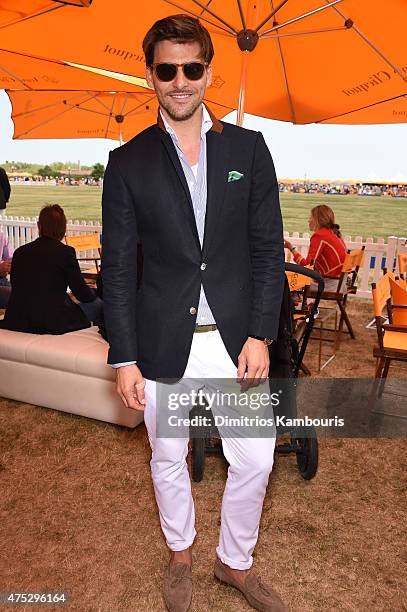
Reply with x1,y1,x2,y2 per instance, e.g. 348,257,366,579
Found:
154,62,205,82
155,63,177,82
183,62,205,81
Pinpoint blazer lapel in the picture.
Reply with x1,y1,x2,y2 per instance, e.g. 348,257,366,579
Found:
158,128,201,251
202,129,229,258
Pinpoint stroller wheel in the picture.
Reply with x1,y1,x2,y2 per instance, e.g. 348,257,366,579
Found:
293,427,319,480
191,437,205,482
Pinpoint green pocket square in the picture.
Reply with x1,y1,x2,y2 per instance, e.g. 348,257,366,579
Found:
228,170,244,182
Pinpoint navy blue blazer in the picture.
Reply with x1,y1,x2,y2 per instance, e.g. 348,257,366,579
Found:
102,112,285,380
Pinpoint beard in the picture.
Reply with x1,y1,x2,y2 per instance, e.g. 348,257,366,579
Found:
158,90,203,122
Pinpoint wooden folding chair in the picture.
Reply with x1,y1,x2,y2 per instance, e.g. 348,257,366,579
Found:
309,247,365,347
65,233,101,276
398,252,407,282
384,269,407,289
285,267,313,375
398,277,407,291
389,276,407,326
370,273,407,402
286,267,312,315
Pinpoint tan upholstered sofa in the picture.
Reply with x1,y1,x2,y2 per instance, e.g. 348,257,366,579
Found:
0,324,143,428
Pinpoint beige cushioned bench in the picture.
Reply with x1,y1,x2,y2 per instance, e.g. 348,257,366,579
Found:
0,324,143,428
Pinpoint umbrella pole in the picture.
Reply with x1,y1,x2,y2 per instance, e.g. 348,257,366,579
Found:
237,0,260,127
237,51,249,127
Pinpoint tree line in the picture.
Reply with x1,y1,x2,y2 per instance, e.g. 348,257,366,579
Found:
2,161,105,180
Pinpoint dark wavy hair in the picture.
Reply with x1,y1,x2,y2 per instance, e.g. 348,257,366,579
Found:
143,14,214,67
38,204,66,241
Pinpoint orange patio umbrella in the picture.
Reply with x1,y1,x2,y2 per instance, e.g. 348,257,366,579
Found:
6,89,233,141
0,0,406,125
320,93,407,124
0,1,91,29
0,48,148,92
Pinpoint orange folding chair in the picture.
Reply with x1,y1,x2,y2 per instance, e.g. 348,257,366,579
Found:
286,267,312,316
370,273,407,402
65,233,101,276
383,269,406,288
389,276,407,326
285,266,313,374
398,252,407,282
309,247,365,347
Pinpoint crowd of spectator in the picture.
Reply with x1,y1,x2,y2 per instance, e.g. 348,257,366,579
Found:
8,175,102,186
279,181,407,197
4,173,407,196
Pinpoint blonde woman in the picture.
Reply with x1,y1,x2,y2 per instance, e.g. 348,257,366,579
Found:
285,204,347,291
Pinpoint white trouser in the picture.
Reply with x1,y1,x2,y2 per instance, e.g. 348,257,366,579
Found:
143,330,276,570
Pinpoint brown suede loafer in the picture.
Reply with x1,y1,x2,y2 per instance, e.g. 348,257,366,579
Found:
163,562,192,612
214,558,288,611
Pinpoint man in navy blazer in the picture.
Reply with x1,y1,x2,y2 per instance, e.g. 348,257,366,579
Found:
102,14,286,612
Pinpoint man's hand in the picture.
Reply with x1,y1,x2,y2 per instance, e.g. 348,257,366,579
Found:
237,338,270,391
0,260,11,277
116,363,146,411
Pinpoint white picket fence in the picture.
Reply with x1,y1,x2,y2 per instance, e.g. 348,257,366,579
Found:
0,214,406,299
284,231,406,298
0,215,102,263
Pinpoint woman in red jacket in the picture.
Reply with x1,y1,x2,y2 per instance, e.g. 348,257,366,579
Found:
284,204,347,291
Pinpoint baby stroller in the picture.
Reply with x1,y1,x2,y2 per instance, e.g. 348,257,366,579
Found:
190,263,325,482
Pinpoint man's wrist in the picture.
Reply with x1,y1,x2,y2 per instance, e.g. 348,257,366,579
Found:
248,335,274,346
111,361,137,368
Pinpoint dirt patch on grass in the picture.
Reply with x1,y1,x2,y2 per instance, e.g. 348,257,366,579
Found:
1,402,405,611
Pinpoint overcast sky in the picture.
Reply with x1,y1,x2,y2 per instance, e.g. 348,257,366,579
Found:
1,89,406,182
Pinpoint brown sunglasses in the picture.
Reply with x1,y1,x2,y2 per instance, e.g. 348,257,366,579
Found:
151,62,207,82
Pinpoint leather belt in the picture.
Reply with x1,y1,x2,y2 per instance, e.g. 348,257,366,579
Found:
194,324,217,333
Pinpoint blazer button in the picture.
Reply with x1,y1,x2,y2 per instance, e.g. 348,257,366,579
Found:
200,262,207,270
189,307,197,315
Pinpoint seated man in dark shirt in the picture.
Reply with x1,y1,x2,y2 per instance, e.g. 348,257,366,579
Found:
1,204,102,334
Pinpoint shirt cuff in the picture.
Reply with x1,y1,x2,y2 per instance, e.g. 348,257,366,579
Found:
110,361,137,368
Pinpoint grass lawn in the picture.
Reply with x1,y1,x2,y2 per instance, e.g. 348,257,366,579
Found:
4,184,406,240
